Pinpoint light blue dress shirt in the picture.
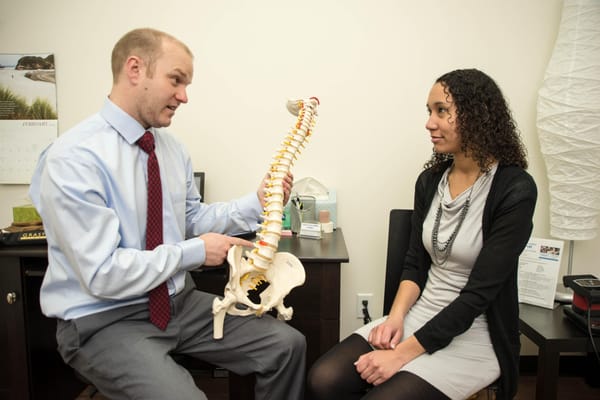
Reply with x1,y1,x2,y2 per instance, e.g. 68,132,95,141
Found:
29,98,262,320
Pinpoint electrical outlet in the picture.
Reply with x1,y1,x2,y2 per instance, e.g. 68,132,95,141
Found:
356,293,373,318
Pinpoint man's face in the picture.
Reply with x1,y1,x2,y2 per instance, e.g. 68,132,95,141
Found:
136,40,193,129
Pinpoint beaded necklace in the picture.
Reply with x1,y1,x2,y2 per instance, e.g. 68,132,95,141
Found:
431,186,473,265
431,168,487,265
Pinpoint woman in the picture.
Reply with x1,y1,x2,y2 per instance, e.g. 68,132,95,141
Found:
307,69,537,400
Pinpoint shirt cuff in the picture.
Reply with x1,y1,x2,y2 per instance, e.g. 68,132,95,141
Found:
177,237,205,270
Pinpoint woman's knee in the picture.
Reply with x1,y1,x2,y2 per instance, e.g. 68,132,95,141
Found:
306,334,373,399
307,357,352,400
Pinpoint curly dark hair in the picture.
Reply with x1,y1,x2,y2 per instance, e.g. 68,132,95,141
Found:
424,68,528,172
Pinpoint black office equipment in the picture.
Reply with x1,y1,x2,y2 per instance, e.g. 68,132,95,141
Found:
194,171,205,202
563,274,600,335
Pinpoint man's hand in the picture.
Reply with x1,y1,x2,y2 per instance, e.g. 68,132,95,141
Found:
199,233,253,266
257,172,294,208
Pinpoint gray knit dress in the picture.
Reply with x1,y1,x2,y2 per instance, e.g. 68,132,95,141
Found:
356,164,500,400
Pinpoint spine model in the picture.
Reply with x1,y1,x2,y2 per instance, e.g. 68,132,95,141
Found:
212,97,319,339
251,97,319,268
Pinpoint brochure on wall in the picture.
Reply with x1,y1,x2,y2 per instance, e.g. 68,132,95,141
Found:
0,53,57,183
517,237,564,309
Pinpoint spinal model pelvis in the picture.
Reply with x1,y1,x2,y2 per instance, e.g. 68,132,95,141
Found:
212,97,319,339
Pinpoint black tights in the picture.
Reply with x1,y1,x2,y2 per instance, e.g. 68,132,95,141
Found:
306,334,450,400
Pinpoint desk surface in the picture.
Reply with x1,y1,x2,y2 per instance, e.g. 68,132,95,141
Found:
0,228,350,263
519,302,599,352
518,302,600,400
278,229,349,263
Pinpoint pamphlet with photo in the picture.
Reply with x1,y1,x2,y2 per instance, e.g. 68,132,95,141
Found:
518,237,564,309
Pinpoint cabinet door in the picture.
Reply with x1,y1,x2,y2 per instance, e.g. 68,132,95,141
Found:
21,257,85,400
0,256,30,400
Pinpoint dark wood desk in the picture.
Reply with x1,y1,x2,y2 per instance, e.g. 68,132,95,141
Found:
0,229,348,400
519,302,600,400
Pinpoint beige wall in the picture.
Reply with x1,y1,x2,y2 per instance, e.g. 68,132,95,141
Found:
2,0,597,353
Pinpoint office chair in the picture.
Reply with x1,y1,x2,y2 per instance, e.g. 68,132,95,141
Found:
383,209,414,315
382,209,497,399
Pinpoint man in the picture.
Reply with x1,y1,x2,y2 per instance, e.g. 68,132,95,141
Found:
29,28,305,400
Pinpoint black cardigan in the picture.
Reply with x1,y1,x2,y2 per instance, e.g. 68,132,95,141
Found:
400,162,537,399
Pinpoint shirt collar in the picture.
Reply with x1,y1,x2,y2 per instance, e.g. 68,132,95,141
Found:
99,97,149,145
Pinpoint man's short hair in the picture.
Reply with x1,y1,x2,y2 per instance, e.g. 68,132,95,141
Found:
111,28,193,83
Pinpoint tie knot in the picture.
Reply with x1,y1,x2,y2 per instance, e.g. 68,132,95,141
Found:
137,131,155,154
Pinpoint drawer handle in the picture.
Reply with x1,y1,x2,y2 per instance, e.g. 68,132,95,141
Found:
6,292,17,304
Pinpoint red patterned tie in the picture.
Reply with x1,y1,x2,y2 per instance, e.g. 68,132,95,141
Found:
137,131,170,330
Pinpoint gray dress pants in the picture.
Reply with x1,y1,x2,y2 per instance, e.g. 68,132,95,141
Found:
55,273,306,400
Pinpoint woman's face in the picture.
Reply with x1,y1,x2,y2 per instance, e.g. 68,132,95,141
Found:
425,82,462,155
